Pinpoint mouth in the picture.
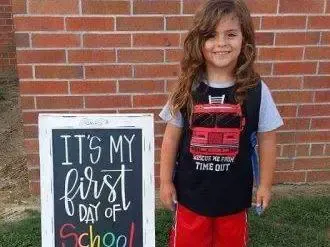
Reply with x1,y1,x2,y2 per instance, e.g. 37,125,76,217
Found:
213,51,231,55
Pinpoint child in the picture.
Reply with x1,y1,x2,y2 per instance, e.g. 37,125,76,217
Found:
159,0,284,246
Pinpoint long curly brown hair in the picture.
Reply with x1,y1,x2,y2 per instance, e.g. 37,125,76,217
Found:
169,0,260,124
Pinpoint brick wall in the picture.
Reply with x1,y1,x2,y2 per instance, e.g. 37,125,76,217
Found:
12,0,330,194
0,0,16,80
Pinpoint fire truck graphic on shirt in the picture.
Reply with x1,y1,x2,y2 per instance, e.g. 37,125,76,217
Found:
190,101,245,157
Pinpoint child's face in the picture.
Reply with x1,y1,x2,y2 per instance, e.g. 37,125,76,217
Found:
202,12,243,74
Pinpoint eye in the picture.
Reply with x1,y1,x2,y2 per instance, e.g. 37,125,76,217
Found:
228,33,237,38
205,32,216,39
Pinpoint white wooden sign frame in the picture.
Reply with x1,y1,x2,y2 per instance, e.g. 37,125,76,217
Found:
38,113,155,247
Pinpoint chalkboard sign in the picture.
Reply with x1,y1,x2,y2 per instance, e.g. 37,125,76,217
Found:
38,114,155,247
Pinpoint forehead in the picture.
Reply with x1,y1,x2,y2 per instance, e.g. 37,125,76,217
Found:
215,13,241,31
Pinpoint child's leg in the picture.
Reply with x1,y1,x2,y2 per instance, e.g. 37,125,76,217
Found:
168,204,213,247
212,209,248,247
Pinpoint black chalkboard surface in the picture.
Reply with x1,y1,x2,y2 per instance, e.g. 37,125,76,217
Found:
39,114,155,247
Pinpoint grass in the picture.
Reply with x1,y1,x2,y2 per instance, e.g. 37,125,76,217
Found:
0,87,5,101
0,196,329,247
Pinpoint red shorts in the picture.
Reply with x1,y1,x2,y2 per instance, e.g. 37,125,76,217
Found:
168,204,248,247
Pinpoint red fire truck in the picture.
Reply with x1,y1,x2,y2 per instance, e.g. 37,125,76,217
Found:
190,103,245,156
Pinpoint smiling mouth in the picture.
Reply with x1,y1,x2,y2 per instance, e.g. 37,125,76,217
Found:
213,51,230,55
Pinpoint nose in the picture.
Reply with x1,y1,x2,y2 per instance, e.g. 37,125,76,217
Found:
216,34,227,46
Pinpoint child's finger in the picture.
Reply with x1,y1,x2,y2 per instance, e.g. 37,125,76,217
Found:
256,193,262,207
262,198,269,210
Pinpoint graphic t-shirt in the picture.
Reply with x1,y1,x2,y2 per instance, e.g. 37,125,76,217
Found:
159,80,284,217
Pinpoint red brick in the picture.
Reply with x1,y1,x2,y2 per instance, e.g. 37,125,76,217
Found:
296,131,330,143
24,139,39,153
0,26,13,32
314,91,330,102
325,144,330,155
321,32,330,44
311,144,325,156
308,16,330,29
133,94,168,107
303,76,330,89
68,50,115,63
273,62,317,75
22,112,38,124
245,0,279,13
17,50,65,64
30,181,40,195
282,118,310,130
255,32,274,46
319,62,330,74
17,65,33,78
35,66,83,79
296,144,310,156
66,17,114,31
279,0,324,13
258,47,303,61
83,34,130,48
166,79,177,93
262,16,306,30
14,17,64,31
85,65,131,79
305,47,330,60
118,49,163,63
273,171,306,184
117,17,164,31
135,64,180,78
166,49,183,63
15,33,29,47
81,0,130,15
32,34,80,48
27,153,39,168
182,0,204,14
252,17,261,31
155,151,161,166
133,33,180,47
298,104,330,116
12,0,26,14
272,91,313,104
306,171,330,182
275,32,320,45
155,136,163,149
119,80,164,93
281,145,295,158
20,81,68,95
275,159,294,171
311,118,330,129
20,96,35,109
166,16,194,30
28,168,40,180
295,158,329,170
70,81,116,94
254,63,272,75
264,77,302,90
155,122,166,135
28,0,79,14
36,96,83,109
133,1,180,14
277,132,295,144
327,0,330,12
85,96,131,108
23,125,38,138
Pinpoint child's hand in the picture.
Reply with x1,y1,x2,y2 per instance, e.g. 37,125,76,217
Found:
256,186,272,211
160,181,177,211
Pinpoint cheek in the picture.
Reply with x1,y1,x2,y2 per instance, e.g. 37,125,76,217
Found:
203,41,214,52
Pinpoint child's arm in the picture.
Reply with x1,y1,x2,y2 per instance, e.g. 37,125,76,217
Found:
256,130,277,210
160,123,182,211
